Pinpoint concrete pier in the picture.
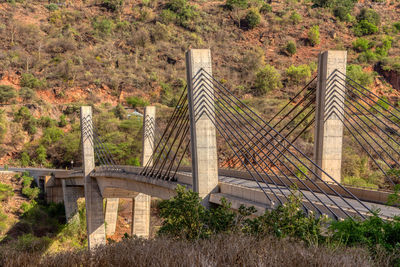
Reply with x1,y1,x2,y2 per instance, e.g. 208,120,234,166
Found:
104,198,119,235
131,193,151,237
81,106,106,249
186,49,219,205
131,106,155,238
314,51,347,183
61,179,84,221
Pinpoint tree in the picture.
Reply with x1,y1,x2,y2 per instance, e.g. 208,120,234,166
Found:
225,0,248,28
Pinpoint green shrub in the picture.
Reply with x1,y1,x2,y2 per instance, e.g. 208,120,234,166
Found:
58,115,67,127
15,234,52,252
225,0,248,10
259,3,271,13
126,96,149,109
286,64,312,85
357,8,380,26
0,183,14,201
346,64,374,88
20,152,30,167
165,0,198,29
244,9,261,29
158,185,254,239
41,126,64,146
357,50,378,63
127,157,140,166
0,85,17,104
381,57,400,72
342,176,378,188
19,87,36,101
22,187,40,200
375,36,392,57
44,3,58,11
289,11,302,24
20,74,45,89
113,104,127,120
160,9,177,24
352,38,371,52
92,17,115,37
0,111,6,143
36,145,47,165
330,214,400,264
245,192,326,244
253,65,282,96
354,20,379,36
24,118,37,135
20,173,39,200
0,209,7,233
100,0,123,12
38,116,56,128
394,22,400,31
308,25,320,46
285,41,297,56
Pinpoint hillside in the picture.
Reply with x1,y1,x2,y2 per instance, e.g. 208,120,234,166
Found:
0,0,399,174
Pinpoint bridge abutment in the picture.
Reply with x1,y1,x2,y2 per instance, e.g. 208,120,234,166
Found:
314,50,347,183
131,106,155,238
81,106,106,249
186,49,219,206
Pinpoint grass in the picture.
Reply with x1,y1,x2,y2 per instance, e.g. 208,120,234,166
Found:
0,234,375,267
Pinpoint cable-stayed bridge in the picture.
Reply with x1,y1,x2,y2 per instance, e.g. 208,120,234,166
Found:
14,49,400,249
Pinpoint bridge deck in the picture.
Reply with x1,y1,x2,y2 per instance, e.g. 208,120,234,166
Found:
217,176,400,220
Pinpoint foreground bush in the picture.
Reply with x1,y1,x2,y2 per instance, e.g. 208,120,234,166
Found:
0,234,374,266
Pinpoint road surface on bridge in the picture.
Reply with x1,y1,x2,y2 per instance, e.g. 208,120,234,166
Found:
2,166,399,220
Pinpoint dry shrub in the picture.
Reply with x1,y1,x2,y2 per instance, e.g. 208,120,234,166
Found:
1,234,374,267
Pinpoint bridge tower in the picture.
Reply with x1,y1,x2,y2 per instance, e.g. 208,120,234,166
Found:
131,106,154,238
80,106,106,249
186,49,219,206
314,50,347,183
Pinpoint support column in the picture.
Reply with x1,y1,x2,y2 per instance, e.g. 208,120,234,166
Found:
104,198,119,236
314,50,347,183
61,180,84,222
81,106,106,249
131,193,151,237
186,49,218,206
131,106,154,238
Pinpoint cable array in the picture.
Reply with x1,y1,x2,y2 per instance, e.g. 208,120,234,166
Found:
140,89,191,181
81,115,122,172
191,68,374,220
327,70,400,189
222,77,317,170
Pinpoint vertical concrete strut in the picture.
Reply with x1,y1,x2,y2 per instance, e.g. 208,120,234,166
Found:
314,51,347,183
81,106,106,249
131,106,155,238
104,198,119,236
186,49,219,206
62,179,84,222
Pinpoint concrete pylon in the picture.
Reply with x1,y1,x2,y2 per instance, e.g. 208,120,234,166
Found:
104,198,119,236
314,51,347,183
131,106,154,238
61,180,84,222
186,49,218,206
80,106,106,249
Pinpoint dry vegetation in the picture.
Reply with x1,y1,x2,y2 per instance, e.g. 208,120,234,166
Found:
0,234,379,267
